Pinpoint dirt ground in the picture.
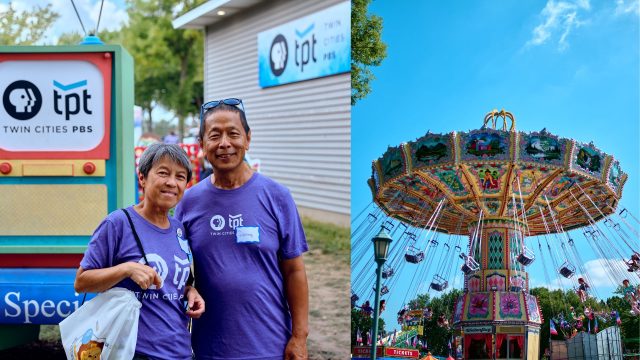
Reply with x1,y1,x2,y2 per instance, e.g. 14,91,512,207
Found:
0,249,350,359
305,248,350,359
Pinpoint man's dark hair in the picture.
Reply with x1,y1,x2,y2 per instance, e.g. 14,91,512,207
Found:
199,104,250,141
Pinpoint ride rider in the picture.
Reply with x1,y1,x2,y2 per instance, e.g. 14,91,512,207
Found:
577,278,590,303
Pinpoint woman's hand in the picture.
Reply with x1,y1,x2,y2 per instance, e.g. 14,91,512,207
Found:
184,286,205,318
125,262,163,290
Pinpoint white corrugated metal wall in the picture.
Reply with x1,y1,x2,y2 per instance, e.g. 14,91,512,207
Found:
204,0,350,218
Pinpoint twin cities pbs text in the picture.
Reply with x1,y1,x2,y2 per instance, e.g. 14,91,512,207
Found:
2,79,95,135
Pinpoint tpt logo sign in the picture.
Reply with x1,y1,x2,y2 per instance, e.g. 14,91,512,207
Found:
294,23,317,72
268,22,318,76
53,80,92,120
2,79,92,121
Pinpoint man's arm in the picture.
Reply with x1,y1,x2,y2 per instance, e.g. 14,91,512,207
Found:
281,256,309,360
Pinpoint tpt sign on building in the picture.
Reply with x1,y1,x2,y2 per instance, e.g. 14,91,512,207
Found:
257,1,350,87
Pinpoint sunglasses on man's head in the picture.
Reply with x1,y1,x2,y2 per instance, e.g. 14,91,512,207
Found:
199,98,244,121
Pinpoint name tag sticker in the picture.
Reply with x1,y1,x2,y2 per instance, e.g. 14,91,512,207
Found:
236,226,260,243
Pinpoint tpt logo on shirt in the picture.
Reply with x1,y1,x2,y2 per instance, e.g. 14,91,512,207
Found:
209,214,244,231
137,253,190,294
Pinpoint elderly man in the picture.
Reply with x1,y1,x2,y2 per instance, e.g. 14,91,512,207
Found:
175,98,309,360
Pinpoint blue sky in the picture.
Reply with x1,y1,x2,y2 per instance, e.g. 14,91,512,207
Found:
351,0,639,331
0,0,128,44
0,0,195,129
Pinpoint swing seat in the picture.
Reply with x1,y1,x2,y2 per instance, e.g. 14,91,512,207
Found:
517,247,535,266
405,251,425,264
558,261,576,278
372,285,389,295
382,267,395,279
460,254,480,275
430,274,448,292
430,282,448,291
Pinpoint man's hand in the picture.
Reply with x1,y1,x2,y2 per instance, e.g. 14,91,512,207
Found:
281,256,308,359
185,285,205,318
284,334,307,360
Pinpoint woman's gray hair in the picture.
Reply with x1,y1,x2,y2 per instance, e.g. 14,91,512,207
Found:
138,143,193,183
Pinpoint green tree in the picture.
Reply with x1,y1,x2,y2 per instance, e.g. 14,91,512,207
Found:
421,290,460,356
351,0,387,105
56,30,122,46
532,286,637,355
531,287,576,353
351,305,385,347
408,293,431,310
610,285,640,349
121,0,204,137
0,3,59,45
152,118,177,139
394,290,461,356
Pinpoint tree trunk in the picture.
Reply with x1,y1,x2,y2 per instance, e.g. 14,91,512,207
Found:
178,114,185,144
144,104,154,133
177,53,190,143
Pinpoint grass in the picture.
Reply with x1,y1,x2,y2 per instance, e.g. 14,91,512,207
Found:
302,217,349,260
39,325,60,342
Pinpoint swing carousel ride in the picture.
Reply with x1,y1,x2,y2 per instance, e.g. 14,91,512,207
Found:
351,110,640,359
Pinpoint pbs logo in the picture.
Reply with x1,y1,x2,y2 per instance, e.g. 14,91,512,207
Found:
2,80,42,120
210,215,225,231
269,34,288,77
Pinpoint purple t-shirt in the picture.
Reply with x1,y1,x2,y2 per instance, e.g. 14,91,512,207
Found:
175,172,308,360
80,207,192,360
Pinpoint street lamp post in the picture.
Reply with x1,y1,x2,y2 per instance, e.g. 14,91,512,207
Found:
371,227,393,360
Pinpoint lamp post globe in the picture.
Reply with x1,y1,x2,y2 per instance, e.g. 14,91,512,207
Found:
371,227,393,359
372,228,393,263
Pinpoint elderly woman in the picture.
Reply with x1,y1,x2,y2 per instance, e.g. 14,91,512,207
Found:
74,143,205,360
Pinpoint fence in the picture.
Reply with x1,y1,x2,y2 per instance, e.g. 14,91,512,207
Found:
551,326,623,360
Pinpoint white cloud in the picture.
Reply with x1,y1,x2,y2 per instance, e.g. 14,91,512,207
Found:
573,65,588,79
526,0,590,52
615,0,640,16
530,258,627,292
88,0,128,32
529,276,563,290
576,0,591,10
6,0,128,44
578,258,629,288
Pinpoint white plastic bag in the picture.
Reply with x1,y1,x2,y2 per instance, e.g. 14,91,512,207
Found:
59,287,142,360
